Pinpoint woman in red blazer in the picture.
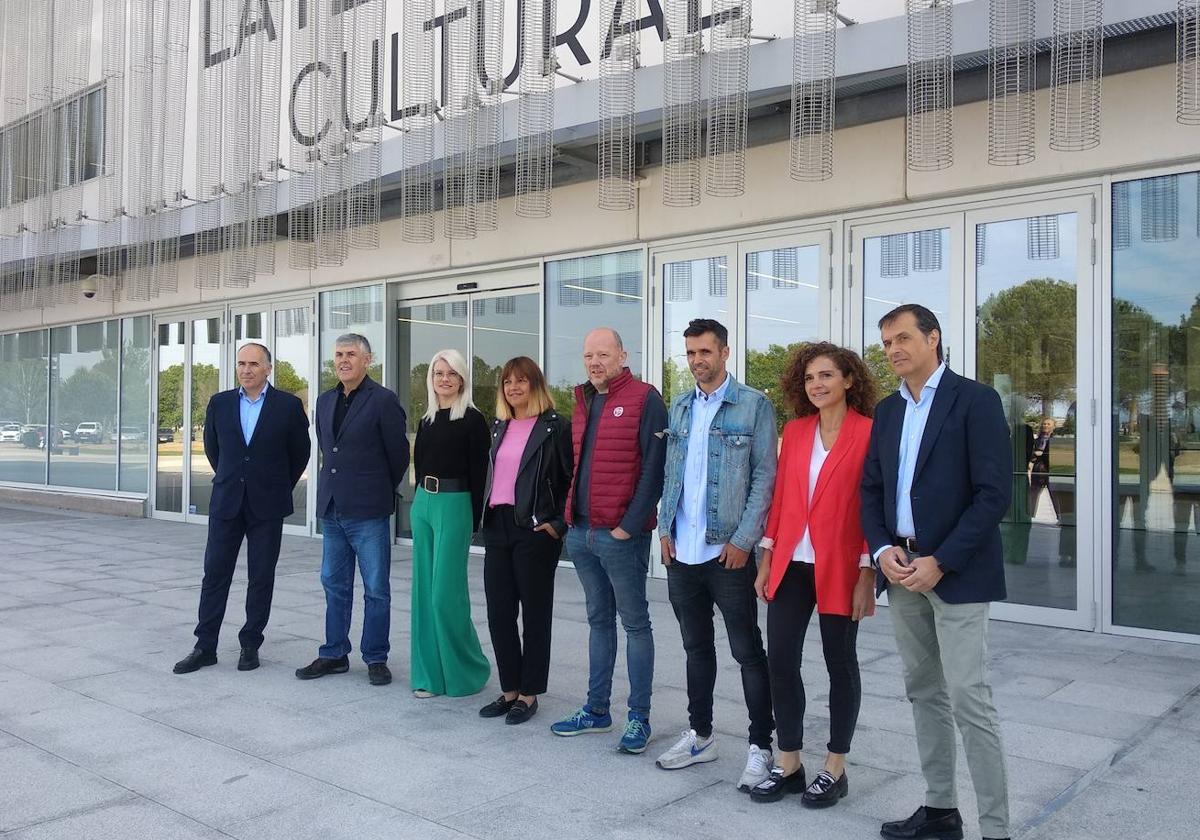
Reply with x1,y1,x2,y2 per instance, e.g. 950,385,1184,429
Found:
750,342,878,808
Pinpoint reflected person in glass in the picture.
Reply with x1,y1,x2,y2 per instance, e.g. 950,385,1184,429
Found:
477,357,573,725
410,349,492,698
750,343,877,808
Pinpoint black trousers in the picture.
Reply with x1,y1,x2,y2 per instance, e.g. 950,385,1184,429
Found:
767,562,861,754
666,557,774,750
193,506,284,653
482,506,562,695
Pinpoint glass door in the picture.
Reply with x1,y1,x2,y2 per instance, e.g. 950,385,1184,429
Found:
153,312,226,522
395,286,541,540
230,299,317,535
966,196,1097,630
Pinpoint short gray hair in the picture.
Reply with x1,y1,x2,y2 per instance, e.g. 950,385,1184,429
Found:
335,333,372,356
238,342,272,364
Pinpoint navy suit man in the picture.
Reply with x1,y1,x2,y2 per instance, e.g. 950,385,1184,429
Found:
860,304,1012,840
174,343,310,675
296,333,410,687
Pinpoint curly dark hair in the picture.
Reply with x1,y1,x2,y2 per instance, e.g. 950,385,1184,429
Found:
780,342,879,419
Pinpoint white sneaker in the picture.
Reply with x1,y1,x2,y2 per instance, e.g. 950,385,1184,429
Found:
738,744,774,791
655,729,718,770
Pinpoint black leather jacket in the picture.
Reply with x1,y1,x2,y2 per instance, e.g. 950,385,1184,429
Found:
481,409,573,537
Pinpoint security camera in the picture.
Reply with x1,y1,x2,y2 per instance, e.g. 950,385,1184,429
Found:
81,274,101,300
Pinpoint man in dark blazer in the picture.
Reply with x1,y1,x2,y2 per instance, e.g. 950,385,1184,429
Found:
174,342,310,674
295,332,409,687
860,304,1012,840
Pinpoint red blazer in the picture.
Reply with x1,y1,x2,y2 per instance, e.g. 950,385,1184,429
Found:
763,409,872,614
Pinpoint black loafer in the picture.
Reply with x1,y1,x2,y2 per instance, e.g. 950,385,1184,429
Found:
480,696,516,718
237,648,260,671
173,648,217,674
880,807,964,840
802,770,848,808
368,663,392,686
505,698,538,725
295,656,350,680
750,766,806,802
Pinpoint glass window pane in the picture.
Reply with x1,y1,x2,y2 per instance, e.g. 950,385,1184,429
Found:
745,244,822,430
273,306,313,527
862,228,951,396
545,251,644,408
119,316,151,493
472,292,540,425
188,318,222,515
1112,171,1200,634
976,213,1079,610
155,321,185,513
320,285,385,392
83,88,104,181
0,330,49,483
49,320,118,489
662,255,727,405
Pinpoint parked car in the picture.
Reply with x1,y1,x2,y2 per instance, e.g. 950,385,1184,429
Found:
157,427,175,443
74,422,102,443
0,423,22,442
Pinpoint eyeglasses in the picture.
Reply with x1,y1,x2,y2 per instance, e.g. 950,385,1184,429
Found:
432,371,461,380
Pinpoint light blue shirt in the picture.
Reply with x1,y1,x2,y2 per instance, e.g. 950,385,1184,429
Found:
673,373,732,565
894,362,947,541
239,382,269,445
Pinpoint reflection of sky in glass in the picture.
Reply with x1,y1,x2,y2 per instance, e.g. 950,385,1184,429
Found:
747,245,821,350
545,251,644,390
663,256,728,403
863,228,950,349
976,214,1076,301
1113,172,1200,324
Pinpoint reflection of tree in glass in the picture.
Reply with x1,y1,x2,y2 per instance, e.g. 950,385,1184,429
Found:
977,278,1077,417
191,364,221,434
56,350,118,430
864,344,901,401
746,343,801,430
272,360,309,404
0,358,49,424
156,363,219,432
319,360,383,393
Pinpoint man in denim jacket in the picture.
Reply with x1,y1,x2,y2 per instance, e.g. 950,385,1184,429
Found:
655,318,778,792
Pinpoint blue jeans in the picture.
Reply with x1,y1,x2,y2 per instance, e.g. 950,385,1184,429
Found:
319,510,392,664
566,525,654,719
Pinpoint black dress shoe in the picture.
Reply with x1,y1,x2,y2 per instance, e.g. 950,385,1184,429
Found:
505,698,538,725
237,648,260,671
173,648,217,674
479,695,516,718
368,663,392,686
880,806,964,840
295,656,350,680
802,769,848,808
750,766,806,802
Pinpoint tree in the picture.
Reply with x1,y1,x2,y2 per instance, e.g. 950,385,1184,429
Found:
977,278,1077,417
863,343,900,400
156,364,185,431
272,360,308,403
745,343,803,430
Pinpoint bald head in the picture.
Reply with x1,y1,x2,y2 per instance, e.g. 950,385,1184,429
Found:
582,327,628,393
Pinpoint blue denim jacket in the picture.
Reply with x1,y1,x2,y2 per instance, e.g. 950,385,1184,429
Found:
657,374,778,551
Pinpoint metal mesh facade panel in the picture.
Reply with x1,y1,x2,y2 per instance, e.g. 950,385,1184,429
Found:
707,0,751,196
792,0,837,182
1050,0,1104,151
515,0,557,217
444,2,480,239
989,0,1036,165
476,0,505,232
1113,180,1131,249
913,229,943,271
1180,1,1200,124
906,0,954,172
1141,174,1179,242
662,0,702,207
881,233,910,277
401,0,436,242
598,0,639,210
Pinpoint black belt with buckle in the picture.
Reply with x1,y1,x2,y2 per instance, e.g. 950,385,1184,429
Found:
422,475,468,494
894,537,921,554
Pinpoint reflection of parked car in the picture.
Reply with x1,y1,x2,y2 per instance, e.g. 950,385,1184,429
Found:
74,422,102,443
157,427,175,443
21,426,79,455
0,423,22,442
110,426,145,443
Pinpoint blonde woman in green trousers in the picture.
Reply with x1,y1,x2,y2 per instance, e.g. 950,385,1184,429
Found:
410,348,491,698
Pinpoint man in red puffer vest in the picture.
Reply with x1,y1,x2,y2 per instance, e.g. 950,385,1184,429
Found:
550,327,668,756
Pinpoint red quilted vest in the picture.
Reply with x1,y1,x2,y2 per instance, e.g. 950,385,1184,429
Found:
565,368,658,530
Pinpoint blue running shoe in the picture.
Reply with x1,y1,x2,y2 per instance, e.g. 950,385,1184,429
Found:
550,706,613,736
618,715,652,754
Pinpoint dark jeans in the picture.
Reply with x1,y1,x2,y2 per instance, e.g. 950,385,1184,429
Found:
767,562,861,754
483,506,562,695
318,508,392,664
566,524,654,719
666,557,774,750
194,507,284,653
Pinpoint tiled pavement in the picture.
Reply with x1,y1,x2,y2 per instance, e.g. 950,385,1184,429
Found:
1,503,1198,839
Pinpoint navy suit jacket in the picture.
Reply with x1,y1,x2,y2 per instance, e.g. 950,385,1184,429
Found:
314,376,410,520
203,385,311,521
860,367,1012,604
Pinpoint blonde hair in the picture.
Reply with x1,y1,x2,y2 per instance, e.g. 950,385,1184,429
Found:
423,348,474,423
494,356,556,421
